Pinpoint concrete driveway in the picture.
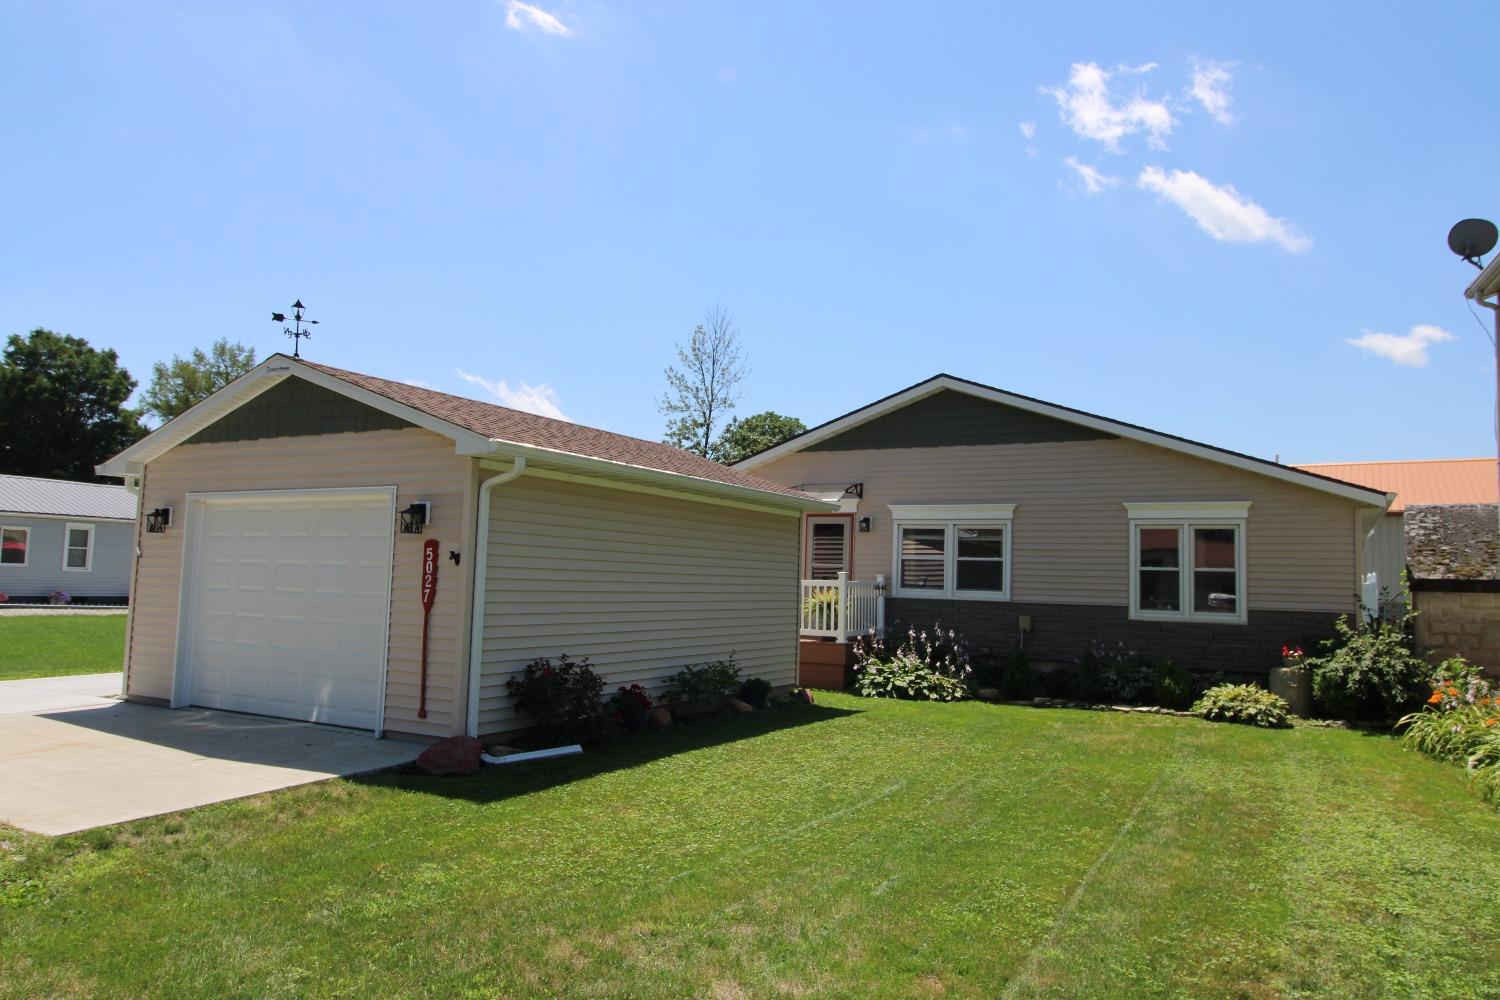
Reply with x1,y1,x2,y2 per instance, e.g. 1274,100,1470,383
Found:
0,673,418,835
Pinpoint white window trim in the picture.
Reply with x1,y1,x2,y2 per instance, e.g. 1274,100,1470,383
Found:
889,505,1015,602
0,525,29,569
1126,503,1249,624
63,522,95,573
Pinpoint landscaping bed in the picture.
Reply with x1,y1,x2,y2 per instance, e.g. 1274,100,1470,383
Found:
3,693,1499,998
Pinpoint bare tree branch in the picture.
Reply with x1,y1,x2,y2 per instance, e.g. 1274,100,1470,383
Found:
659,305,749,458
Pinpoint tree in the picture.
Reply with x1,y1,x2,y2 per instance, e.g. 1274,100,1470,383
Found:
0,329,146,481
141,339,257,422
659,305,748,457
712,411,806,464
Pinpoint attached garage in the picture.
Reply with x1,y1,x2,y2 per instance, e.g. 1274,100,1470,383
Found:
100,355,830,739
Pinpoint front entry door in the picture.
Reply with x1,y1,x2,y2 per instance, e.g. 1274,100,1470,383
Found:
806,516,851,580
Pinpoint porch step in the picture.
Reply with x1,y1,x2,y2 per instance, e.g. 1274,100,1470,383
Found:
798,638,857,690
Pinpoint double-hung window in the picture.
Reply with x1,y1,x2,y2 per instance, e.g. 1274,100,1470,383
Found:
1125,502,1248,624
1,526,28,567
64,523,95,572
889,504,1014,601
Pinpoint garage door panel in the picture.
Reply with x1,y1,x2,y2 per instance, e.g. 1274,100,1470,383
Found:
184,492,392,731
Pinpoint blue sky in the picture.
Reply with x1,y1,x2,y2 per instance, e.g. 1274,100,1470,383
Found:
3,1,1495,463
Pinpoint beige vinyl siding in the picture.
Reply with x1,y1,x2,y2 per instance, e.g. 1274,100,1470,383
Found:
125,427,474,737
755,437,1361,613
476,475,799,735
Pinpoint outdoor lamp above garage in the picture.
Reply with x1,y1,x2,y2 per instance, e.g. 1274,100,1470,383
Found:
399,502,431,534
145,506,173,533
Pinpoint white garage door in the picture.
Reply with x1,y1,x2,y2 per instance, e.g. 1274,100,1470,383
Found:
182,490,394,730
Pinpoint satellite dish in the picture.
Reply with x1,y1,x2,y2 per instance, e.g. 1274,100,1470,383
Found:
1447,218,1497,267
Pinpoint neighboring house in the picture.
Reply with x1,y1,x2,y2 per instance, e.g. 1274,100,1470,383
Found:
98,354,831,739
1404,503,1499,674
734,374,1393,677
1293,458,1498,615
0,474,135,604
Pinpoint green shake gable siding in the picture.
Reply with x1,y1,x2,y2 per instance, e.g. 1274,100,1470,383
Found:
804,389,1117,451
184,378,415,445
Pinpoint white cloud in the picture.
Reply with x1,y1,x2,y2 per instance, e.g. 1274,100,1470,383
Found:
504,1,572,36
1064,156,1119,195
1189,59,1235,124
1346,324,1456,367
455,368,571,421
1137,166,1311,252
1044,62,1174,152
1018,121,1036,140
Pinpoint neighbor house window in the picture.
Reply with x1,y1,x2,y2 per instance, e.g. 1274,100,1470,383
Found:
1,526,28,567
1125,502,1248,624
64,523,94,572
889,504,1015,601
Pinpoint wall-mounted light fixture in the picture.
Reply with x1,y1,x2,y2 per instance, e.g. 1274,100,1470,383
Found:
145,506,173,533
399,502,431,534
857,516,872,533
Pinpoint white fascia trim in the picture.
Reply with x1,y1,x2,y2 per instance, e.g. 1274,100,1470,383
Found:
1123,501,1250,520
1466,255,1500,300
738,377,1391,508
481,440,836,515
0,511,134,523
888,503,1016,521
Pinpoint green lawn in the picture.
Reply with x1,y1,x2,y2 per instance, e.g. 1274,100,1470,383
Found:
3,693,1499,999
0,614,125,680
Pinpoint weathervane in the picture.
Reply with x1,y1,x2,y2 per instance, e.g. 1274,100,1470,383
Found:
270,299,319,358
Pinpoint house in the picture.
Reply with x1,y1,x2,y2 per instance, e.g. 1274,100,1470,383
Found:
733,374,1394,679
98,354,831,739
1292,458,1498,615
0,474,135,605
1403,502,1499,674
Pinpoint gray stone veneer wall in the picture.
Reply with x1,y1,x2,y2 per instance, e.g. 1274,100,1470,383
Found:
887,598,1344,675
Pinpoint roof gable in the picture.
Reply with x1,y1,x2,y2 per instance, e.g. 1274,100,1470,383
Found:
735,374,1392,508
184,377,414,445
805,388,1115,451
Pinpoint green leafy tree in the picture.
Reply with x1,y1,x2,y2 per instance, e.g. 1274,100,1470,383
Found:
0,329,146,481
141,339,257,422
659,305,748,457
712,411,806,464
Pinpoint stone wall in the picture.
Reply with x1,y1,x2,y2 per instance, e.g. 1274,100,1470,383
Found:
1414,590,1500,677
887,598,1343,676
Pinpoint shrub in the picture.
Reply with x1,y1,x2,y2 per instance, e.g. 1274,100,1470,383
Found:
1192,683,1291,728
1306,612,1429,721
664,656,742,708
738,676,773,709
608,683,653,729
1151,659,1195,710
853,624,972,702
506,654,605,738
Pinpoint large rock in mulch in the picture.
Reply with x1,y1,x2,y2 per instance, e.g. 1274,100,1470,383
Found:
414,735,484,776
725,697,754,714
649,707,673,729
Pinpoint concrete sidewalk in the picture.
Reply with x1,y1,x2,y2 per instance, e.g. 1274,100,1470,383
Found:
0,677,418,835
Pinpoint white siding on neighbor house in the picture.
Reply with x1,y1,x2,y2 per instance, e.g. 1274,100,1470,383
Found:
125,428,475,738
0,516,133,599
753,437,1364,613
475,475,800,735
1366,513,1408,614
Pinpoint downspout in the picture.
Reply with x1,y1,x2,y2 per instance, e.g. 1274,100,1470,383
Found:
465,456,527,738
1473,291,1500,548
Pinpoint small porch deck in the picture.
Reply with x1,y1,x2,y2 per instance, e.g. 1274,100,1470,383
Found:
798,572,884,689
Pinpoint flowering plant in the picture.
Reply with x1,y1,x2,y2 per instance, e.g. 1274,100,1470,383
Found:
49,590,70,606
505,654,606,738
1280,644,1306,663
610,683,653,713
852,623,972,702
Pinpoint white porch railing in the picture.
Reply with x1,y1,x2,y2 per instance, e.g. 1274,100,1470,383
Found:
799,572,885,642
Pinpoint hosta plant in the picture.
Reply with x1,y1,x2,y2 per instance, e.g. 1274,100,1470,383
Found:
852,624,971,702
1192,683,1291,728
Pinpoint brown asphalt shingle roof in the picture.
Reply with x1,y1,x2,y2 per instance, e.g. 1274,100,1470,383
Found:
294,357,814,502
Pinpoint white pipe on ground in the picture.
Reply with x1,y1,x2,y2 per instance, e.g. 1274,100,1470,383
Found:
465,456,527,737
480,744,584,765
